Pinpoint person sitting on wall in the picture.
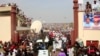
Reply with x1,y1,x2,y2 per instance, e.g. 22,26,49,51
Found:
85,1,92,14
83,14,93,28
92,0,99,12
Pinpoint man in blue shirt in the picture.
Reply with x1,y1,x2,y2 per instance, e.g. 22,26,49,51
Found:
83,17,93,28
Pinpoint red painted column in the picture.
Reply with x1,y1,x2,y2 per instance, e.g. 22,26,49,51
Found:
14,31,19,43
11,6,17,43
72,0,78,45
70,30,74,45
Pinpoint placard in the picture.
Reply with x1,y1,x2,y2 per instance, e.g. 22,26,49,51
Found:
38,50,48,56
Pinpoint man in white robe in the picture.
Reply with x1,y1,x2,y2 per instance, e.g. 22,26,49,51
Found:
67,47,74,56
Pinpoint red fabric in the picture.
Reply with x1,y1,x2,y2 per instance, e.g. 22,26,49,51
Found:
49,32,54,38
88,49,95,54
10,45,16,51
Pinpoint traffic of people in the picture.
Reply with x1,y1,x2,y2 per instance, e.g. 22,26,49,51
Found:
0,28,100,56
0,0,100,56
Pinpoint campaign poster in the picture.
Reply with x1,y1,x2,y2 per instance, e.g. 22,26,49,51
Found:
83,3,100,30
83,12,100,30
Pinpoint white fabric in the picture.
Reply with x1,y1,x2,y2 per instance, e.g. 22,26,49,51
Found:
61,36,67,42
53,41,56,51
0,52,4,56
12,52,16,56
55,37,59,41
29,42,33,50
56,40,62,49
84,55,88,56
55,32,60,37
92,3,99,10
36,39,43,42
12,49,17,56
13,49,17,53
29,42,32,46
92,23,100,28
67,47,74,56
8,52,11,56
53,40,62,51
44,36,49,42
96,51,100,55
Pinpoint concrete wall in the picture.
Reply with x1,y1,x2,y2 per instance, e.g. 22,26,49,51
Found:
0,16,11,42
0,6,11,12
78,12,100,46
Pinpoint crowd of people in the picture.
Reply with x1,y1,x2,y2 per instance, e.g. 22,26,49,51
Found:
0,1,100,56
0,28,100,56
0,3,32,27
0,3,17,7
48,29,100,56
0,29,70,56
17,9,32,27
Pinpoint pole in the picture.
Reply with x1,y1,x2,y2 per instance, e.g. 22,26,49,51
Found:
72,0,78,45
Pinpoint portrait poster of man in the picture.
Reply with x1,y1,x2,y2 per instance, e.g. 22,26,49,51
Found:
83,13,94,29
83,12,100,30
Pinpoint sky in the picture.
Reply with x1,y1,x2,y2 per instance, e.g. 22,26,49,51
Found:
0,0,94,23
